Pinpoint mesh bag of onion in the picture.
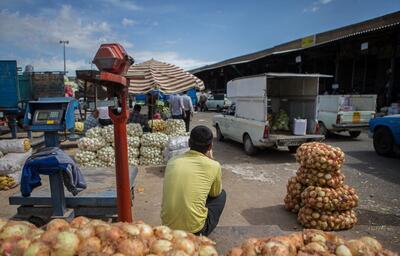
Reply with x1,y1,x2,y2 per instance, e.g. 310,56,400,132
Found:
226,229,397,256
295,142,345,172
284,176,306,213
297,206,357,231
301,185,359,212
0,217,219,256
296,167,345,188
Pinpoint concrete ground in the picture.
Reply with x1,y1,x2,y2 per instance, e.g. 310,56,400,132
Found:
1,111,399,253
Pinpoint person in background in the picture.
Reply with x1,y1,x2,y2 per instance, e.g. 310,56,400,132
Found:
153,110,162,120
130,104,148,125
84,109,99,132
161,125,226,236
169,93,185,119
199,91,207,112
182,91,194,132
98,106,112,126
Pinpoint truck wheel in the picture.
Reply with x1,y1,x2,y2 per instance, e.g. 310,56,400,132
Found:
318,122,330,137
349,131,361,138
216,125,224,141
216,105,222,112
373,127,394,156
288,145,299,153
243,134,257,155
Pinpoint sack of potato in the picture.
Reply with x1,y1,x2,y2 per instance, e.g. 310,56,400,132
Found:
295,142,345,172
226,229,397,256
148,119,167,132
301,185,359,212
296,167,344,188
284,176,306,213
0,174,19,190
0,138,31,154
298,206,357,231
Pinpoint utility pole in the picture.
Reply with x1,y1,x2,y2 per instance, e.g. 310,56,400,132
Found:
59,40,69,74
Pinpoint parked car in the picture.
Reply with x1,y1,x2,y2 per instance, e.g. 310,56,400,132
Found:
205,94,231,112
317,95,376,138
213,73,325,155
369,115,400,156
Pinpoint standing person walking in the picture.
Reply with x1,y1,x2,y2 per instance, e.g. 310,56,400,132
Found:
182,91,194,132
199,91,207,112
169,93,185,119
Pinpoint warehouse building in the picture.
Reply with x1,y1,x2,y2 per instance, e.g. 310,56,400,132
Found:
191,11,400,109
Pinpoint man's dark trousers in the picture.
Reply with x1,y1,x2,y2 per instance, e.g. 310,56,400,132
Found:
183,110,191,132
196,189,226,236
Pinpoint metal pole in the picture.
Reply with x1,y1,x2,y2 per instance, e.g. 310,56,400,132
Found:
59,40,69,74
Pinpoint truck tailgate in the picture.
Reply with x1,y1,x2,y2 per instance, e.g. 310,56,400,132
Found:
338,111,374,126
265,134,324,146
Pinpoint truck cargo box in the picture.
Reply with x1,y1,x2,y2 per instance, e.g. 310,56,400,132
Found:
31,72,64,100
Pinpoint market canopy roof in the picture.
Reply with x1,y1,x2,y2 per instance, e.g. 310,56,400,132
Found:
126,59,205,94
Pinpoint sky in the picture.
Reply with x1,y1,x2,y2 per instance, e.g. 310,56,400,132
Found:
0,0,399,75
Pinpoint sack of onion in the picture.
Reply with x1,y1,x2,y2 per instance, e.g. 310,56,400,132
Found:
284,176,306,213
141,133,169,149
85,126,103,138
297,206,357,231
74,150,97,164
140,146,162,159
97,146,115,164
148,119,167,132
0,217,219,256
165,119,186,137
77,137,106,152
301,185,359,212
139,155,165,166
102,125,115,143
295,142,345,172
226,229,397,256
296,167,344,188
127,123,143,137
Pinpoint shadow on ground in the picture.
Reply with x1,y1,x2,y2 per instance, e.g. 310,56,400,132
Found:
241,205,301,231
356,208,400,226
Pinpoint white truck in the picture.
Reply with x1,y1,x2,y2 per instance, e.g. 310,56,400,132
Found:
213,73,326,155
317,95,377,138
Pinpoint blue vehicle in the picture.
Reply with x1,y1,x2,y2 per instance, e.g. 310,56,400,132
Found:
369,115,400,156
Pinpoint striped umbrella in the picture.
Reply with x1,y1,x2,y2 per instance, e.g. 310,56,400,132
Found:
126,59,205,94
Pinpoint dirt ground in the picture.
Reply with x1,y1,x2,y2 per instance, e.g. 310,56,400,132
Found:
1,111,399,253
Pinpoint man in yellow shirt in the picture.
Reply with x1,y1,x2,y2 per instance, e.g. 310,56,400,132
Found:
161,125,226,236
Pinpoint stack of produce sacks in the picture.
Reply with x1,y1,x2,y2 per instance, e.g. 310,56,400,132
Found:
75,124,143,167
0,139,32,190
226,229,397,256
163,136,190,162
284,142,359,231
0,217,218,256
140,132,169,166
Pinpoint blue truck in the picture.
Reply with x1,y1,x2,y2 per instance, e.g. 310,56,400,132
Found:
369,115,400,156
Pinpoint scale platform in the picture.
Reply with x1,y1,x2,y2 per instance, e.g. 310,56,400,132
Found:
9,166,137,221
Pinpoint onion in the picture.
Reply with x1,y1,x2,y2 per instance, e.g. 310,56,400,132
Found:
227,247,243,256
241,238,260,256
1,240,15,255
336,245,352,256
358,236,383,252
172,230,188,239
105,226,125,242
197,236,216,245
166,250,190,256
262,241,290,256
301,242,328,253
154,225,173,240
52,231,80,256
70,216,90,229
76,226,95,240
347,240,374,256
174,238,195,255
13,239,32,255
121,223,140,237
40,229,59,245
198,245,218,256
23,242,50,256
46,219,70,231
117,239,145,256
137,223,154,238
150,239,173,254
78,236,102,255
0,223,33,241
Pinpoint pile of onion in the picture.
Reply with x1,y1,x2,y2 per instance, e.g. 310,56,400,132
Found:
296,167,345,188
295,142,345,172
226,229,397,256
301,185,359,211
284,176,306,213
297,207,357,231
0,217,219,256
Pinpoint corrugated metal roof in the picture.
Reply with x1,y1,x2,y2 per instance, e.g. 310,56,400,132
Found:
190,11,400,74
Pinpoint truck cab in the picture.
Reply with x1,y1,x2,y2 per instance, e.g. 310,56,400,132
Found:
369,115,400,156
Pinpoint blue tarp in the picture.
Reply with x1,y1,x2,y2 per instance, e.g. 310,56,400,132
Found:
134,88,198,106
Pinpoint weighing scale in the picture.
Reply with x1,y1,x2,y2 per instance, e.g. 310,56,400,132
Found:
9,43,136,222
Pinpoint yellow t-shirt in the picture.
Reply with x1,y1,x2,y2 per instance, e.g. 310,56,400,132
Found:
161,150,222,233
